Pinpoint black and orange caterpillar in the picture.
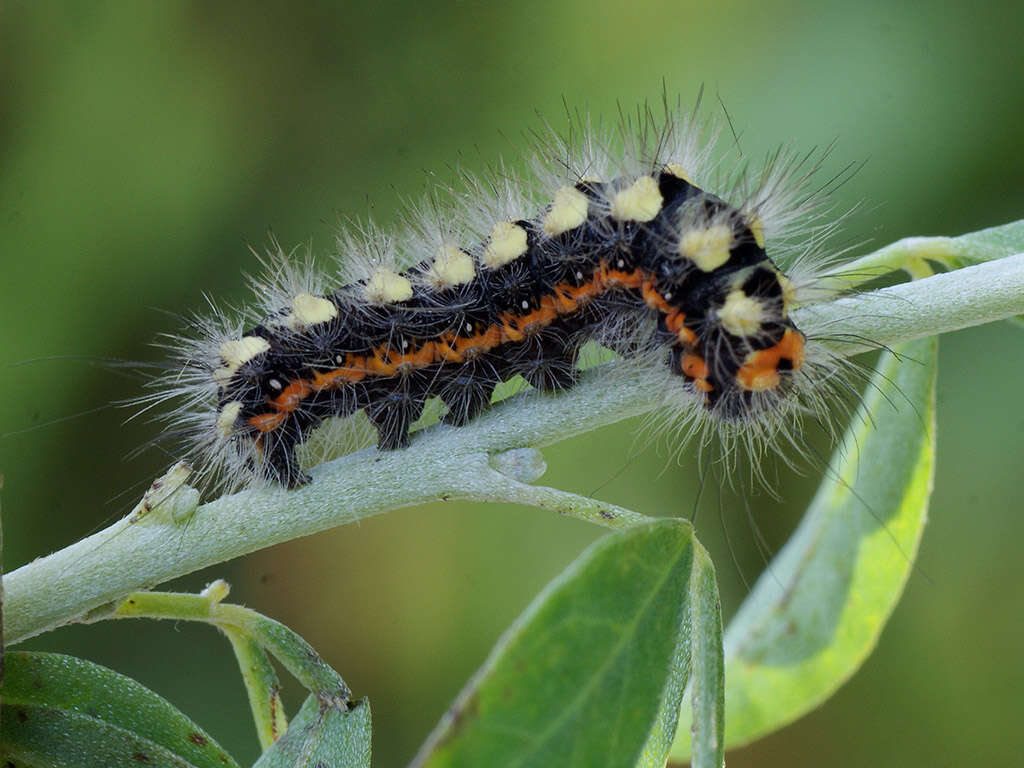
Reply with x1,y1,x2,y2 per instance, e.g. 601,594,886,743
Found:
153,106,824,490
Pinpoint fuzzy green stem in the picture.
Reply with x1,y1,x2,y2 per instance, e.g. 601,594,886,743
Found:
106,584,350,704
3,245,1024,646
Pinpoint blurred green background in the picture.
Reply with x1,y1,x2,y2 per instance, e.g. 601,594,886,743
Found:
2,1,1022,766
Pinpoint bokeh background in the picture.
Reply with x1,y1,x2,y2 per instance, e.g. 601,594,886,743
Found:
2,2,1023,766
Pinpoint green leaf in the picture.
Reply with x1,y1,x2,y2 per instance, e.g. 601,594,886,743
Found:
685,545,724,768
412,518,698,768
252,695,371,768
670,337,937,761
0,650,239,768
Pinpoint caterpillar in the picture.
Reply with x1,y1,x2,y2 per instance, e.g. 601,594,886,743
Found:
148,101,841,493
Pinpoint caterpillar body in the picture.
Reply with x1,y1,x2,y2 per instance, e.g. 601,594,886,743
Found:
153,105,836,492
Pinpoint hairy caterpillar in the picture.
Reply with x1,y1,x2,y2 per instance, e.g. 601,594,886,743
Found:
145,101,843,493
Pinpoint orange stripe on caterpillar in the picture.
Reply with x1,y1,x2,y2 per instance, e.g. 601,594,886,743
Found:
735,329,806,392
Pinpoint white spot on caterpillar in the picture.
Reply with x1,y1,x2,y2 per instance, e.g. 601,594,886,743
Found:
213,336,270,384
427,244,476,287
365,268,413,303
747,214,766,249
665,163,693,184
778,271,797,312
610,176,662,222
679,224,733,272
216,401,243,438
483,221,528,268
521,300,529,310
717,289,766,337
268,378,283,391
286,293,337,330
543,186,589,236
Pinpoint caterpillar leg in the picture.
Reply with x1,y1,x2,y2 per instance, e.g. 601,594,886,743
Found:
439,359,501,426
256,427,313,489
366,382,427,450
511,332,581,392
